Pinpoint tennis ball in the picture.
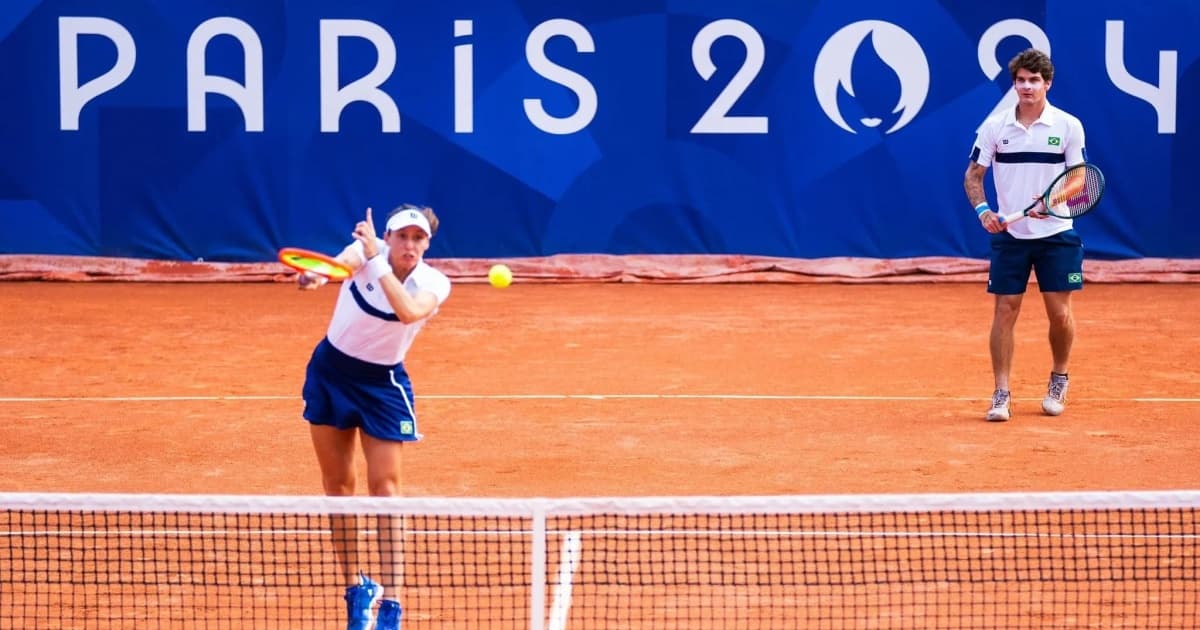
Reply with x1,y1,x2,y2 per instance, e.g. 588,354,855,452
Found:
488,264,513,288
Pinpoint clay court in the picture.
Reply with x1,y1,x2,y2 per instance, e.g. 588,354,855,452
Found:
2,280,1199,628
2,280,1196,496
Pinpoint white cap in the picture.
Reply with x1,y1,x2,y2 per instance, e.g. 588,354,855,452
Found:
385,209,431,236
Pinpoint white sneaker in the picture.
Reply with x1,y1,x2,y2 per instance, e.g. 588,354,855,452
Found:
1042,374,1069,416
986,389,1011,422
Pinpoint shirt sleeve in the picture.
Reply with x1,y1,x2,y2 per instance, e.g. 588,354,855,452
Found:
413,268,452,307
968,119,996,167
1064,117,1087,166
430,274,451,306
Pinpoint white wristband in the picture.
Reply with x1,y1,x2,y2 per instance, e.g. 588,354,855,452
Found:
364,254,392,282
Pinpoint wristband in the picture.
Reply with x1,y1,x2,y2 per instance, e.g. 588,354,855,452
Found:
364,254,392,281
974,202,991,217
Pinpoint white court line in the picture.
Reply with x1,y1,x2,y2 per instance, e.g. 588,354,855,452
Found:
0,394,1197,403
547,532,582,630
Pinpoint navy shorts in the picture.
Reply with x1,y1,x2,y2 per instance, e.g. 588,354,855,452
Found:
302,338,420,442
988,229,1084,295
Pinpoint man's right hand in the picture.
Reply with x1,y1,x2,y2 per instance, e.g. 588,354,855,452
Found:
980,211,1007,234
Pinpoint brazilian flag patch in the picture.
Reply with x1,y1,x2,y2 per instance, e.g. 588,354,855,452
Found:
400,421,415,435
1068,272,1083,283
1048,136,1061,146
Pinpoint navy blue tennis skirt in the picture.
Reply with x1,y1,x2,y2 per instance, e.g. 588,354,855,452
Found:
302,337,420,441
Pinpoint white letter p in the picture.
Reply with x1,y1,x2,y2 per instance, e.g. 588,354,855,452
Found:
59,17,136,131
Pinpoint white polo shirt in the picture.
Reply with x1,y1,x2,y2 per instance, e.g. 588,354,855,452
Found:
326,239,452,365
970,102,1086,239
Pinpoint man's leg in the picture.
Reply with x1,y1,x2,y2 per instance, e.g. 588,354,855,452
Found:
1042,291,1074,374
990,293,1024,391
1032,231,1083,417
988,294,1024,421
1040,291,1074,415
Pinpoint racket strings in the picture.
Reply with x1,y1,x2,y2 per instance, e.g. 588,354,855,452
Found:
278,248,352,280
1049,168,1104,218
301,259,341,275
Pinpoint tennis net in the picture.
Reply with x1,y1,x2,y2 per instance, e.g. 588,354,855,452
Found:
2,491,1197,629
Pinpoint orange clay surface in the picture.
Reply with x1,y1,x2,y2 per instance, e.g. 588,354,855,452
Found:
0,281,1198,497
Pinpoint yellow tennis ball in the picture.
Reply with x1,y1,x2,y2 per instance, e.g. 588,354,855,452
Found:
488,264,512,288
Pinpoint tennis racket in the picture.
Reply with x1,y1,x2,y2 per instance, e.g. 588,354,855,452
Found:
1000,163,1105,224
277,247,352,280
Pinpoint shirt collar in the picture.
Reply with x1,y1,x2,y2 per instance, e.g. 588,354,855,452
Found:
1005,101,1058,127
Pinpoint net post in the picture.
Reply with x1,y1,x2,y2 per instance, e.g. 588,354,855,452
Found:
529,504,547,630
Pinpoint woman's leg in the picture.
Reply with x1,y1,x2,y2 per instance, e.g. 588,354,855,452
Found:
310,424,360,584
361,434,405,601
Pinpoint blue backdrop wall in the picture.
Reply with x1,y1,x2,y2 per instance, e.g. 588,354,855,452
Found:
1,1,1196,262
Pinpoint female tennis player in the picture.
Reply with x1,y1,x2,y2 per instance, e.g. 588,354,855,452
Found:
298,203,451,630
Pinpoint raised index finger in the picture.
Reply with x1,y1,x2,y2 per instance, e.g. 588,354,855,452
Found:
364,207,374,227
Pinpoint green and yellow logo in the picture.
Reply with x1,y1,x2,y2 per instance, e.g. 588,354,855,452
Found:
400,421,415,435
1048,136,1061,146
1067,272,1083,283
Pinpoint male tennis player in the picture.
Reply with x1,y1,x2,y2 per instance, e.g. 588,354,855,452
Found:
299,203,451,630
964,48,1087,422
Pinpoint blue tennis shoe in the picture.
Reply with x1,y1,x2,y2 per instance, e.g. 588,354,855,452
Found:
377,599,402,630
344,572,383,630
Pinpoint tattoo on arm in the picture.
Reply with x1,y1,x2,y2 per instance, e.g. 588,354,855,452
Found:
964,163,988,207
